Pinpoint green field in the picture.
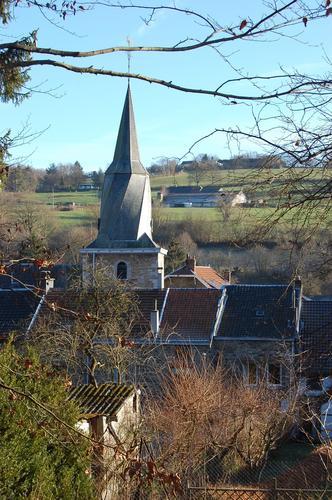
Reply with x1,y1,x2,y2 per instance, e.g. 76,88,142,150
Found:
22,191,100,206
150,167,332,204
6,168,331,232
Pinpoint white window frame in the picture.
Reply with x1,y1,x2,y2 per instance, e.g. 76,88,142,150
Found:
244,361,259,386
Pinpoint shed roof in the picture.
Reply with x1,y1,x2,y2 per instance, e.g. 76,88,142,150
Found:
69,383,135,417
166,186,201,194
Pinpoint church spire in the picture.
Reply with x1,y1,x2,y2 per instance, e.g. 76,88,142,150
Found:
88,86,154,248
107,84,146,176
81,85,167,289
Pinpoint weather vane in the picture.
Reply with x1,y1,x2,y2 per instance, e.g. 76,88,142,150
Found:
126,36,132,85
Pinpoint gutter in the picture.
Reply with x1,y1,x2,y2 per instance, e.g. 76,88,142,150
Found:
213,336,295,342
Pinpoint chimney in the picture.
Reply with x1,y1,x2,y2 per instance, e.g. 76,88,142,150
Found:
186,254,196,272
40,271,55,293
41,271,55,293
45,277,55,293
150,299,159,336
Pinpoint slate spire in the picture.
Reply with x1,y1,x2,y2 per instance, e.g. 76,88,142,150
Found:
89,85,154,248
109,84,146,175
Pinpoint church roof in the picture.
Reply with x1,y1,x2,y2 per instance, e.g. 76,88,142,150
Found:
105,84,146,176
88,85,155,248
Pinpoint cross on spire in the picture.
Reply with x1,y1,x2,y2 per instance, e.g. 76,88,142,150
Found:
126,36,131,85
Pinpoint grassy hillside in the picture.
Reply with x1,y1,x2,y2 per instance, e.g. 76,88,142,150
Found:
5,168,331,232
150,167,332,206
22,191,100,206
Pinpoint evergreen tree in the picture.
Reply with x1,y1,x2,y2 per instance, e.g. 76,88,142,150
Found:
165,238,186,273
0,341,94,499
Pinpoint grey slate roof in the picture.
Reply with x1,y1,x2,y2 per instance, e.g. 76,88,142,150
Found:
300,299,332,375
88,85,155,248
69,383,135,417
167,186,202,194
108,85,145,176
216,285,295,339
0,289,40,338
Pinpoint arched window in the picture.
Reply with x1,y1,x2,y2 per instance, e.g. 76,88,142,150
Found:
117,261,127,280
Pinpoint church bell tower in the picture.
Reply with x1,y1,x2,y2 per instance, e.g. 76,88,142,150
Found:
81,85,167,288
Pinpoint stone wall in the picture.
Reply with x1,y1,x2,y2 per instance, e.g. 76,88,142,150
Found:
82,251,165,289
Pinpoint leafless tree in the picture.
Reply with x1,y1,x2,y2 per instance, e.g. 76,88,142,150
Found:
31,267,143,385
143,352,300,489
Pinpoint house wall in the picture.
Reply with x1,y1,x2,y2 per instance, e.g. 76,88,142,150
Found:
132,340,293,390
104,394,139,499
130,344,215,391
78,394,139,500
213,338,293,388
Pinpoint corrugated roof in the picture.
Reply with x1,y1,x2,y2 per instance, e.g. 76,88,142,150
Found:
216,285,295,339
69,383,135,417
300,300,332,375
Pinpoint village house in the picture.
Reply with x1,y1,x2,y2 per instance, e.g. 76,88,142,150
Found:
300,297,332,439
160,185,247,208
165,255,228,289
161,185,223,207
1,87,330,388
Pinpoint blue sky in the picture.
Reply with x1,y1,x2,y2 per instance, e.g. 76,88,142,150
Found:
1,1,331,171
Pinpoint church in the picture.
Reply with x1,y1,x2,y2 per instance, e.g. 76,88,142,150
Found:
80,85,167,289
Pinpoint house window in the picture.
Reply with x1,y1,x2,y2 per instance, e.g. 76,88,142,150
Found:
268,363,281,386
245,361,258,386
255,305,265,317
117,261,127,280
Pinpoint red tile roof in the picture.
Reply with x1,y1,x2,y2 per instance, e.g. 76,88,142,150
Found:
160,288,221,341
195,266,227,288
167,264,227,289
